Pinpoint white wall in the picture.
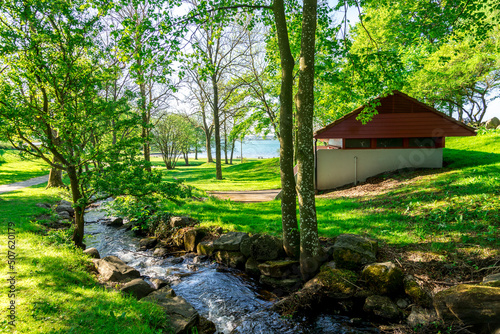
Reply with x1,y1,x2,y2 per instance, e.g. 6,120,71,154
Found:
316,148,443,190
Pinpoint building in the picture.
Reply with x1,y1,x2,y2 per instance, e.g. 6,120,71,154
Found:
313,91,476,191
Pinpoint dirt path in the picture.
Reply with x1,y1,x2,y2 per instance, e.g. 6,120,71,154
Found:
0,175,49,194
209,189,281,203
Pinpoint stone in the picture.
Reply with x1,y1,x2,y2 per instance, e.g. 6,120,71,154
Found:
197,241,215,256
144,287,199,334
259,276,302,294
120,279,155,300
396,298,409,309
213,232,249,251
171,228,188,247
153,247,169,258
258,260,299,278
363,295,400,320
57,211,72,220
407,306,438,328
245,258,261,276
485,117,500,129
362,262,404,296
93,256,140,282
309,264,359,299
170,216,195,228
108,217,123,227
36,203,51,209
151,278,170,290
184,228,207,252
249,234,284,261
198,316,216,334
55,203,74,216
164,257,184,265
193,255,208,264
240,234,259,257
434,284,500,326
214,250,246,269
332,234,378,270
83,247,100,259
139,237,157,250
404,275,433,307
482,273,500,287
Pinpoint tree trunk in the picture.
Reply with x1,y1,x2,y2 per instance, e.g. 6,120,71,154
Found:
296,0,324,280
205,129,213,162
224,120,229,164
230,138,235,164
68,166,85,249
273,0,300,259
139,79,151,172
212,74,223,180
46,156,65,188
183,151,189,166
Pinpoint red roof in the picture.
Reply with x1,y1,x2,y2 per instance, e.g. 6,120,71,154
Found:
314,91,476,139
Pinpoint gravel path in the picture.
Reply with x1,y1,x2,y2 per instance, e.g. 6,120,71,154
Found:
0,175,49,194
208,189,281,203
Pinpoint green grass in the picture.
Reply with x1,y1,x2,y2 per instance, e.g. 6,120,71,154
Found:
156,130,500,253
153,157,281,191
0,149,50,185
0,185,169,333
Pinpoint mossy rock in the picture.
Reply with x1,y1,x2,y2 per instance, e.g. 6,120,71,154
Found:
213,232,249,251
404,276,432,307
482,273,500,288
259,275,302,294
258,260,299,278
245,258,261,277
315,264,359,297
183,228,207,252
214,250,246,269
249,234,284,261
362,262,403,296
363,295,400,320
332,234,378,270
197,241,215,256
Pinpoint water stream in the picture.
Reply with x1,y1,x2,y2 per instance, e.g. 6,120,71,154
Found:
84,206,379,334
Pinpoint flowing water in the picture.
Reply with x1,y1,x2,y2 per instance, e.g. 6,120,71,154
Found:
84,206,379,334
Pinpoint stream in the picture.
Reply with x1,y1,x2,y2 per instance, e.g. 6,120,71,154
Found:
84,206,379,334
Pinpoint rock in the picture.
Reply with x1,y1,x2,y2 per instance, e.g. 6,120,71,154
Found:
108,217,123,227
139,237,157,250
404,275,433,307
258,260,299,278
198,316,216,334
245,258,261,276
396,298,409,309
93,256,140,282
36,203,51,209
170,216,195,228
485,117,500,129
59,200,72,206
171,228,188,247
193,255,208,264
164,257,184,265
407,306,438,328
197,241,215,256
55,203,74,216
240,234,259,257
83,247,100,259
57,211,72,220
434,284,500,326
497,124,500,130
184,228,207,252
151,278,170,290
259,276,302,294
363,295,400,320
249,234,284,261
482,273,500,287
213,232,249,251
332,234,378,270
120,279,155,300
214,250,246,269
309,263,359,298
214,227,223,235
153,247,169,258
362,262,403,296
144,287,199,334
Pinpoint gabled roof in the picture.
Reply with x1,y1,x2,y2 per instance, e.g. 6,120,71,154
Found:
314,91,477,139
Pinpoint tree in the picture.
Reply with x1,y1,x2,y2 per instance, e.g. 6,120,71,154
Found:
151,114,192,169
0,0,140,248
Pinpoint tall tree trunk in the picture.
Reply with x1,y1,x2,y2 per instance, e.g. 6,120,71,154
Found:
212,74,223,180
224,120,228,164
296,0,324,280
68,166,85,249
46,155,65,188
139,78,151,172
205,129,213,162
183,151,189,165
230,138,235,165
273,0,300,258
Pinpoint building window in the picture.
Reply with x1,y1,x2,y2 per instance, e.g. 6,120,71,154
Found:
409,137,436,148
376,138,403,148
345,138,371,148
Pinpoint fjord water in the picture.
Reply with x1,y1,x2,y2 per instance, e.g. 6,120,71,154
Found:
84,207,378,333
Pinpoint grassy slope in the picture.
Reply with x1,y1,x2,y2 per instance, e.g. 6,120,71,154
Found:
160,131,499,252
0,185,168,333
0,149,50,185
153,157,281,191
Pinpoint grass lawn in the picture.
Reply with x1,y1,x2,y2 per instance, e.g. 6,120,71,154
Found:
152,156,281,191
0,149,50,185
0,185,168,333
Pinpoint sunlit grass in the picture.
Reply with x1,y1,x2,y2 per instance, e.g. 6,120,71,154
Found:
0,149,50,185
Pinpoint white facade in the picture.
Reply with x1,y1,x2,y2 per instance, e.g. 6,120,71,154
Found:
316,148,443,190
